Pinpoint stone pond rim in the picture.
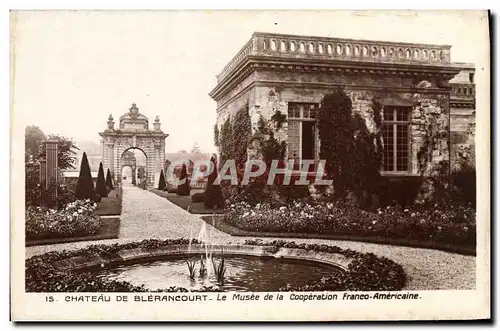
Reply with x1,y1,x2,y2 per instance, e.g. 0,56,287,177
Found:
51,244,353,273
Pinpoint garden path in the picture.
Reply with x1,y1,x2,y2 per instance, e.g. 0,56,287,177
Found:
26,185,476,290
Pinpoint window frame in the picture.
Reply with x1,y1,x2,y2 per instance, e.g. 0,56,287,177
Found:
287,102,319,170
381,106,413,175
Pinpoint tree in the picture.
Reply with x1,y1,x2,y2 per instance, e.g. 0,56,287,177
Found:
204,155,224,209
95,162,108,198
190,142,201,154
176,163,190,196
39,134,79,171
158,169,166,190
106,168,114,190
232,104,251,169
75,152,96,201
220,116,233,165
317,89,354,199
214,125,220,148
25,125,46,163
318,89,382,204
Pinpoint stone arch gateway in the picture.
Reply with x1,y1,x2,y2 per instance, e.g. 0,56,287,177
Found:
99,103,168,188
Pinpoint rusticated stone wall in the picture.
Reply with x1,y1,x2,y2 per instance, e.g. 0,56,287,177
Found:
214,65,456,198
450,107,475,171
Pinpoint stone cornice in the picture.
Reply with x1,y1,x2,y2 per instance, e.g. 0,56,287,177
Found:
210,56,462,103
450,100,476,109
99,131,169,138
216,79,453,112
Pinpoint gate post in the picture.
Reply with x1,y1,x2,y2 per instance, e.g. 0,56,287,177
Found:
44,140,58,207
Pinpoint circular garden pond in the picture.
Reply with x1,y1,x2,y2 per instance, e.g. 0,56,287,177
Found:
90,255,345,292
26,239,407,292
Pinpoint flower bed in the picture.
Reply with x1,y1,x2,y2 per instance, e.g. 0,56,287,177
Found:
26,199,102,241
224,201,476,248
25,238,406,292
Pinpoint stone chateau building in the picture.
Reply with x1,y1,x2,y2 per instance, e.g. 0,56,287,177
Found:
209,32,476,181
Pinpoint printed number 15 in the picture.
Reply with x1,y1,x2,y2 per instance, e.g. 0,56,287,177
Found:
45,296,54,302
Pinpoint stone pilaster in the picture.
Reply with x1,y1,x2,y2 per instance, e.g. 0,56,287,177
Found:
44,140,58,206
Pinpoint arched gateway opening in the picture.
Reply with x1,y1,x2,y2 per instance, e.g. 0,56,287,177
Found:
120,148,147,186
99,103,168,189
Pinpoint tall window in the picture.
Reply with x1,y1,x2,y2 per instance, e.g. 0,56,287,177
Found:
287,103,318,170
382,106,411,172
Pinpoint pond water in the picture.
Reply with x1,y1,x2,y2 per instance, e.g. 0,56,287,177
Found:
91,255,344,291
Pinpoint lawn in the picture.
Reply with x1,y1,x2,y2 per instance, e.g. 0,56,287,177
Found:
150,189,225,214
96,189,122,216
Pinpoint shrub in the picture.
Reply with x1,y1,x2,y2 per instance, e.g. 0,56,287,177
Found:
105,168,114,190
94,194,102,203
377,176,422,208
56,182,77,208
26,199,101,240
176,164,190,196
158,169,166,190
95,162,108,198
75,152,96,202
451,165,476,207
204,155,224,209
192,192,205,203
277,183,311,203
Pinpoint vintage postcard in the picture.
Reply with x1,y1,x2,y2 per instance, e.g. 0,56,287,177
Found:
10,10,490,321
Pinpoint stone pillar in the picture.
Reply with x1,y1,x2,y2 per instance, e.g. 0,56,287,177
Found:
146,147,154,188
107,143,114,181
39,159,47,186
154,143,161,187
44,140,58,205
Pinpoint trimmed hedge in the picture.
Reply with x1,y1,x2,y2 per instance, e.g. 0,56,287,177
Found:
26,239,406,292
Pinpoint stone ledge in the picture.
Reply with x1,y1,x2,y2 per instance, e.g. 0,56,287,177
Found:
50,244,353,272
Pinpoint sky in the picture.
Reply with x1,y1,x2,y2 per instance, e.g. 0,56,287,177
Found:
11,10,489,154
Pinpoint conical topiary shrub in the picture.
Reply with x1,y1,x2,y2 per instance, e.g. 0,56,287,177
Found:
204,155,224,209
95,162,108,198
176,163,190,196
75,152,96,201
158,169,166,190
105,168,114,190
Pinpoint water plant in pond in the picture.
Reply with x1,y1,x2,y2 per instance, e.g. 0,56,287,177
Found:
199,257,207,278
186,260,196,280
212,249,227,284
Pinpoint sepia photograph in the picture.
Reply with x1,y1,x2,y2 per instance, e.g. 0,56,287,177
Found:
10,9,490,321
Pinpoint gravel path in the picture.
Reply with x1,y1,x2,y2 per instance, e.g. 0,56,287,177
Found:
26,185,475,290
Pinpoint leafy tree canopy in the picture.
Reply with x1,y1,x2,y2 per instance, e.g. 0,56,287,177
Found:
25,126,46,163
